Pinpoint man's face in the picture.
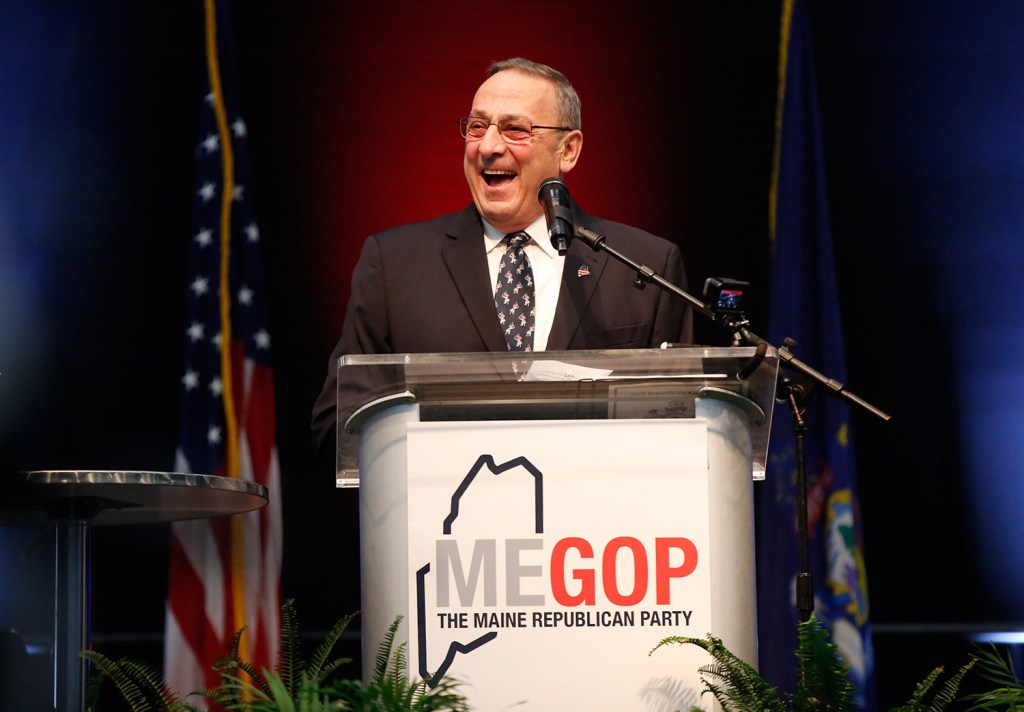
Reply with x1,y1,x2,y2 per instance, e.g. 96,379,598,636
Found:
463,70,582,234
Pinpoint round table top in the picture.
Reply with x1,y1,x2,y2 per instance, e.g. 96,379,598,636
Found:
0,470,268,526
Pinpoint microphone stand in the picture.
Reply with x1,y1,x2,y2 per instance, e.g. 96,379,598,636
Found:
573,223,890,624
777,371,815,621
574,225,890,419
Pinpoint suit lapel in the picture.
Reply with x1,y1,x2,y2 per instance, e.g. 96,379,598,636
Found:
441,206,509,352
547,238,609,350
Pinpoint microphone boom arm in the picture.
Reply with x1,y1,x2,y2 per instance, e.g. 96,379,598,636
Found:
573,225,891,422
576,225,713,318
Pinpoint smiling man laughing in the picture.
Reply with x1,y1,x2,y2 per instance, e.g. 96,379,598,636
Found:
313,57,693,475
462,60,582,234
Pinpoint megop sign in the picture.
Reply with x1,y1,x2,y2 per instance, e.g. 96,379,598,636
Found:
407,419,714,711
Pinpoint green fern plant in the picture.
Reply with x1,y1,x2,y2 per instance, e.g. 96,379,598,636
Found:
651,629,788,712
83,651,203,712
194,599,355,710
889,659,977,712
197,598,356,709
652,614,976,712
961,643,1024,710
652,614,854,711
325,616,470,712
791,612,857,711
84,602,468,711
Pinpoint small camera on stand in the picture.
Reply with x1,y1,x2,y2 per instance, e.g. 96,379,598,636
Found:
702,277,749,321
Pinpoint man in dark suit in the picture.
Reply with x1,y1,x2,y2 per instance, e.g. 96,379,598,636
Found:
312,57,692,472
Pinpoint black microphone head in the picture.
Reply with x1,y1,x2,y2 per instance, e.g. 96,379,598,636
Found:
538,178,573,255
538,177,568,202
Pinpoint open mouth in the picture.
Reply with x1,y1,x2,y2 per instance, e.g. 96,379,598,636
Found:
483,169,517,187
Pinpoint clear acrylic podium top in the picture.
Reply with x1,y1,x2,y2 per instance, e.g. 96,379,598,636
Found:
338,346,778,487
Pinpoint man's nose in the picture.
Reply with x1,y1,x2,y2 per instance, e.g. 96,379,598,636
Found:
479,124,507,154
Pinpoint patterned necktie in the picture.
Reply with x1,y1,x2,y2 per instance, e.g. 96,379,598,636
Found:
494,231,535,352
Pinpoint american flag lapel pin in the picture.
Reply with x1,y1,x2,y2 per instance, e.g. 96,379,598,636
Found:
577,263,590,278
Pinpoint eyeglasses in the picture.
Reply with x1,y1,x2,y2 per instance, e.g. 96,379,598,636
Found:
458,116,573,144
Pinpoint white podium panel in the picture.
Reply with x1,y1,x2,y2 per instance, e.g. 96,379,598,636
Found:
408,419,710,711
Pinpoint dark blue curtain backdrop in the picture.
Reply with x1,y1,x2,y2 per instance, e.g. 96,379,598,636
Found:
2,1,1023,708
813,3,1024,620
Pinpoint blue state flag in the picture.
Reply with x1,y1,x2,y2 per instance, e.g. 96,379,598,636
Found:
756,0,875,708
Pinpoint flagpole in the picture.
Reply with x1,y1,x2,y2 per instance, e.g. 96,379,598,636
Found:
203,0,251,668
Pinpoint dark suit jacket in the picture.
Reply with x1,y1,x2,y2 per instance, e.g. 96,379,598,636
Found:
312,204,693,469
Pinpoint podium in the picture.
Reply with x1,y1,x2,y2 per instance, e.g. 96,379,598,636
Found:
340,347,777,711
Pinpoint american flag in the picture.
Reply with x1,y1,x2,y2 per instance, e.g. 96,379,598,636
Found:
164,0,282,700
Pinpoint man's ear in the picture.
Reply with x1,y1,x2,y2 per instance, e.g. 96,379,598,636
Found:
558,130,583,174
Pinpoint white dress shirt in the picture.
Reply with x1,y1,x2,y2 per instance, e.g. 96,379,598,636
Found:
484,215,564,352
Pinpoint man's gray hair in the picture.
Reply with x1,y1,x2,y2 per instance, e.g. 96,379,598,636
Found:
487,57,582,130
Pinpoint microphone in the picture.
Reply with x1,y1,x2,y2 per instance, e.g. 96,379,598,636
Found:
538,177,574,255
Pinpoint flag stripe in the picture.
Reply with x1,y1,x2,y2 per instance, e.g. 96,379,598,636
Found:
166,524,224,691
